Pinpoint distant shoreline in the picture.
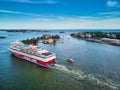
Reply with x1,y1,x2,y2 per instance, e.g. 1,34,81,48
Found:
0,29,50,32
0,29,120,31
71,32,120,46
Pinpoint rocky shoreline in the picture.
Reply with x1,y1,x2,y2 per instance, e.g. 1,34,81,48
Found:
71,32,120,46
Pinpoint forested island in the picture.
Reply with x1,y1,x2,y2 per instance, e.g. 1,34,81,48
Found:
21,34,60,44
71,32,120,46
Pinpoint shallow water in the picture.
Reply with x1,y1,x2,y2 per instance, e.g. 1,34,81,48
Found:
0,30,120,90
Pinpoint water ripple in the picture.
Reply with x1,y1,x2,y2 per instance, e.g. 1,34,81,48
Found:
55,64,120,89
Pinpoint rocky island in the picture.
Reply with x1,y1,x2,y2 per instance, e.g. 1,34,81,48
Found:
21,34,60,44
60,31,65,33
0,36,7,39
71,32,120,46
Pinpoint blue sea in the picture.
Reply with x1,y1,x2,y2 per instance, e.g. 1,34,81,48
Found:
0,29,120,90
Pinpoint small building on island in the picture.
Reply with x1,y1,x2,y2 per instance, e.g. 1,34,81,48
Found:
101,38,120,43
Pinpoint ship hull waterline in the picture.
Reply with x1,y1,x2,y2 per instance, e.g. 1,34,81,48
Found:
10,51,57,68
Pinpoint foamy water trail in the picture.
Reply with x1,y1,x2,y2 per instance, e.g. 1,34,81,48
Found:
55,64,119,89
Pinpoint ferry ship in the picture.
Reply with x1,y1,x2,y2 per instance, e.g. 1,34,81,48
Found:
9,41,57,68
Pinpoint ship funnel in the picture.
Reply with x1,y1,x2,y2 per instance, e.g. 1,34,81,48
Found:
31,39,38,47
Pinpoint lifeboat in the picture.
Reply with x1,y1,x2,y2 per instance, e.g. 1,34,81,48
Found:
66,58,74,63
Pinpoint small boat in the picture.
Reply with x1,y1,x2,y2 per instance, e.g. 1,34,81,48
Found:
66,58,74,63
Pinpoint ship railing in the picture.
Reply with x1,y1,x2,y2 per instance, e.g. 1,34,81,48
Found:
10,46,55,58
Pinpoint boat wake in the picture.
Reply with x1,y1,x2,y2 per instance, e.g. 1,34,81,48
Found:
55,64,120,89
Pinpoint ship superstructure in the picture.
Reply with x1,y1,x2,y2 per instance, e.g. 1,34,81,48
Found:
9,41,57,67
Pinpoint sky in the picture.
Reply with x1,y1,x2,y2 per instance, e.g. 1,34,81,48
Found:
0,0,120,29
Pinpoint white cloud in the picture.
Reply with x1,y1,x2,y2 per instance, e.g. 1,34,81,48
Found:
0,16,120,29
0,9,120,29
107,1,120,8
99,11,120,16
0,9,43,16
0,0,58,4
0,9,64,18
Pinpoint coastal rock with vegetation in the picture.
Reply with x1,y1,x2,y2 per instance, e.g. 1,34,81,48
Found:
0,36,7,39
71,32,120,46
60,31,65,33
21,34,60,44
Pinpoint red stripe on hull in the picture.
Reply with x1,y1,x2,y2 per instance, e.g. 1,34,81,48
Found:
12,52,56,67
